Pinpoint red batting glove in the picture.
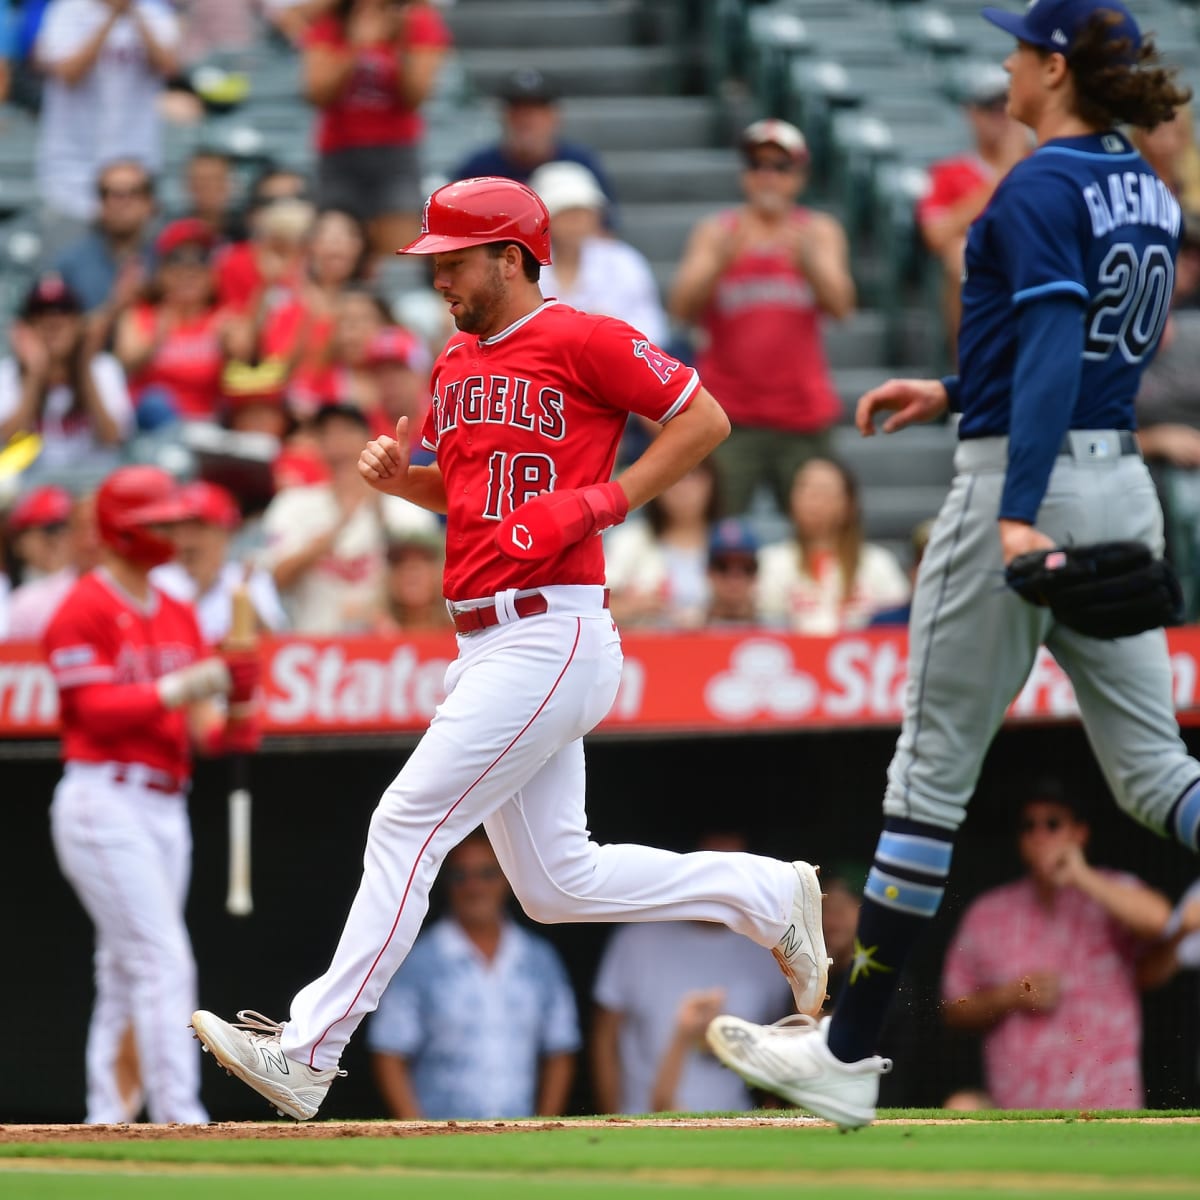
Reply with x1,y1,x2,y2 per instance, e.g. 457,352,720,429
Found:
222,714,262,755
495,481,629,561
221,649,261,706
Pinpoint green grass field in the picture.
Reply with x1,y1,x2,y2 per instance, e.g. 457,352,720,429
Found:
2,1114,1198,1200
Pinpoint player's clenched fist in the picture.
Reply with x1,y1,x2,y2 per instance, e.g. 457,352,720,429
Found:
496,481,629,561
358,416,412,496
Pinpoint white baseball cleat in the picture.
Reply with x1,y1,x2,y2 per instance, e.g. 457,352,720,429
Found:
190,1009,344,1121
706,1013,892,1129
772,861,831,1017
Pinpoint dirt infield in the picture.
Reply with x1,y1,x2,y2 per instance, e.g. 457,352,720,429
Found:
3,1114,1198,1143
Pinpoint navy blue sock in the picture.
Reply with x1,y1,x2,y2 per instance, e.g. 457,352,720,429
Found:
826,817,954,1065
1169,778,1200,853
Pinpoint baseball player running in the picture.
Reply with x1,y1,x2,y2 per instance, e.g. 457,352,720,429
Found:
45,466,261,1124
191,176,828,1121
707,0,1200,1128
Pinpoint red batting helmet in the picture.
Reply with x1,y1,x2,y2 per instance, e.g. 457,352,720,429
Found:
400,177,552,265
95,466,192,567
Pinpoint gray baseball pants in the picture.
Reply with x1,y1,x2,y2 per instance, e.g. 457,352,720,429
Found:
884,431,1200,833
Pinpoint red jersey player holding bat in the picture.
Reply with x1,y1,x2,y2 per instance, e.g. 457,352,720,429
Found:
191,177,829,1121
45,466,260,1125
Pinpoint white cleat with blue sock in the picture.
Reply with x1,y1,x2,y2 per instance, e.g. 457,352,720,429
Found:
706,1013,892,1129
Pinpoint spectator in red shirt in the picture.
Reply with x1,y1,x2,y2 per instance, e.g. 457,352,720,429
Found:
215,167,314,316
916,66,1030,354
302,0,451,263
256,208,370,393
116,219,248,427
669,119,855,518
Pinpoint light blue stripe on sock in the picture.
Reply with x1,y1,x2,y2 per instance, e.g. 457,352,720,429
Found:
864,867,945,918
876,832,953,878
1175,781,1200,852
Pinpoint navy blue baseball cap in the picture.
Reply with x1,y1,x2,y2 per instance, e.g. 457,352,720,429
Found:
709,517,759,562
981,0,1141,59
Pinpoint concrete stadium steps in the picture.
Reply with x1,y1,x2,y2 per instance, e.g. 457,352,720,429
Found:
442,0,642,51
455,45,684,97
558,96,721,152
618,200,731,264
604,148,742,203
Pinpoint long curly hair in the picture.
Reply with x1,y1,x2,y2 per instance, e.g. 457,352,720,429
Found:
1063,11,1192,130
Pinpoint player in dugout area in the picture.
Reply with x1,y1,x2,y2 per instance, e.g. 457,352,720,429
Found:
43,466,262,1124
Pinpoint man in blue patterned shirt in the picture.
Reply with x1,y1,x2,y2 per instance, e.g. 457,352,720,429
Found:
367,830,580,1118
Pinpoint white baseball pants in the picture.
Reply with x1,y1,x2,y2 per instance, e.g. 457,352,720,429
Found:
50,762,208,1124
282,589,796,1071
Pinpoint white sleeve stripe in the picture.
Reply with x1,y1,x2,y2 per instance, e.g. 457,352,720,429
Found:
52,667,116,688
658,370,700,424
421,438,437,451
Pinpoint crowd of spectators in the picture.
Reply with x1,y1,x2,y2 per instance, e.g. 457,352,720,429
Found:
5,2,1200,1124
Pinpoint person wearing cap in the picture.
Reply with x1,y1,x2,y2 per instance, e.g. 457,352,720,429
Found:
362,324,431,439
705,517,761,626
529,161,666,347
261,400,387,633
151,481,288,644
115,218,247,427
301,0,452,263
375,526,451,633
917,64,1031,354
0,274,134,478
710,0,1200,1130
669,118,855,520
5,488,102,642
940,780,1170,1109
453,67,617,212
33,0,179,258
42,464,261,1125
4,484,73,588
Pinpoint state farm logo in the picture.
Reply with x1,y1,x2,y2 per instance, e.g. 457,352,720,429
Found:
705,641,819,719
266,643,452,727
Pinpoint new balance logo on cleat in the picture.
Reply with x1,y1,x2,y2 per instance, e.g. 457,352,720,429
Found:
771,861,829,1017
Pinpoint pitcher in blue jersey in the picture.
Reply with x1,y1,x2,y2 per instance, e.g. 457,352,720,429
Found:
705,0,1198,1127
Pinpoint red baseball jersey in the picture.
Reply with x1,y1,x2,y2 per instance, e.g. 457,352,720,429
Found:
420,302,700,599
43,570,209,779
915,154,993,227
696,209,841,435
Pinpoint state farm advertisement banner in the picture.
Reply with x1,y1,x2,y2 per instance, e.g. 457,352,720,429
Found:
3,628,1200,738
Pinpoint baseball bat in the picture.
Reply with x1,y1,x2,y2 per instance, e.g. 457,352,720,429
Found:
225,581,256,917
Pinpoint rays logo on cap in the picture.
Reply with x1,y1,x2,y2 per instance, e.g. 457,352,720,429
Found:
1051,26,1068,43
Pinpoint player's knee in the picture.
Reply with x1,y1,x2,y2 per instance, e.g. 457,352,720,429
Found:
510,880,571,925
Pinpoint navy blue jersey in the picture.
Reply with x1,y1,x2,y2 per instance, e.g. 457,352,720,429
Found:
957,131,1181,438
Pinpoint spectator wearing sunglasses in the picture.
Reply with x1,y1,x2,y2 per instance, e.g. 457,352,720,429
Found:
669,119,855,518
705,517,760,627
939,780,1171,1110
53,160,159,355
366,829,579,1119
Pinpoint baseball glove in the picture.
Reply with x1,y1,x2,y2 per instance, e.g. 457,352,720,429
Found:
1004,540,1184,639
